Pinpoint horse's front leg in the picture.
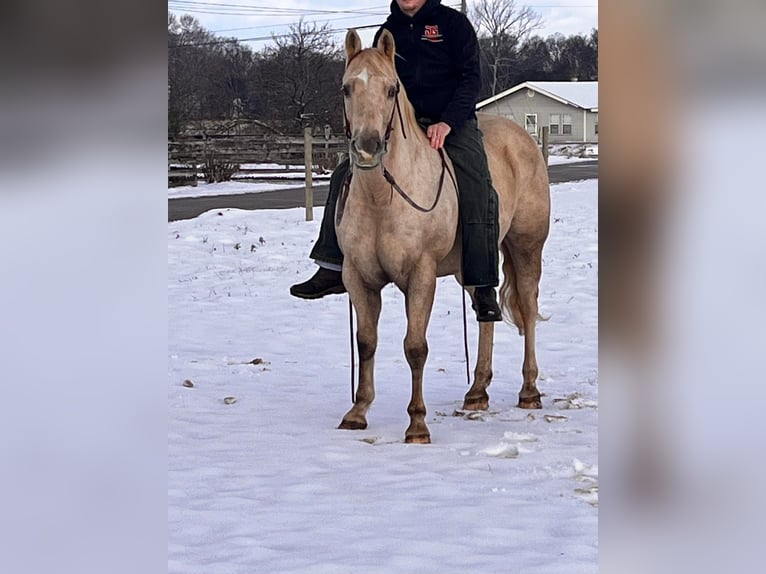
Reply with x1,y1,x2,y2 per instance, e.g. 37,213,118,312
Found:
402,265,438,444
338,269,382,431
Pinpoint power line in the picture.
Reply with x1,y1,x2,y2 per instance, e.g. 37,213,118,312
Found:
168,0,597,16
168,22,385,49
167,2,596,49
167,1,389,17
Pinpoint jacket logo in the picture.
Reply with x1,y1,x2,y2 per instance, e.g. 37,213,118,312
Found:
422,24,443,42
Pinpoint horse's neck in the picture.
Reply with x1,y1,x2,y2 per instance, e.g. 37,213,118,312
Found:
350,166,390,207
383,120,434,176
350,118,436,206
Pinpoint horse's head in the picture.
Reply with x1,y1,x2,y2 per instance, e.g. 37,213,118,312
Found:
342,29,400,170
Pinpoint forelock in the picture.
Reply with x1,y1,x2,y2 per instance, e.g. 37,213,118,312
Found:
345,48,394,80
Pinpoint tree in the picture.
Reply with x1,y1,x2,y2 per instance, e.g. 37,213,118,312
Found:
470,0,544,96
256,20,344,132
545,31,598,82
168,14,257,136
168,14,215,135
515,35,552,82
167,9,596,138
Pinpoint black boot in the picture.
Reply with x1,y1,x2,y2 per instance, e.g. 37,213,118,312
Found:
472,286,502,322
290,267,346,299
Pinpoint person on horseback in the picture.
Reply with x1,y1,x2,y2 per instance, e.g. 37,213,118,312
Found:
290,0,502,322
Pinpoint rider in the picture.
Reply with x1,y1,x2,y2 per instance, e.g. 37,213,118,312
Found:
290,0,502,322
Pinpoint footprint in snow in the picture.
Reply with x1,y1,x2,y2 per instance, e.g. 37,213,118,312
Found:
480,432,538,459
572,457,599,506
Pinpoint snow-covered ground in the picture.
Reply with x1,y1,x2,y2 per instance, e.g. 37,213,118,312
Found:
168,152,596,199
168,180,307,200
168,178,598,573
549,143,599,162
548,153,597,165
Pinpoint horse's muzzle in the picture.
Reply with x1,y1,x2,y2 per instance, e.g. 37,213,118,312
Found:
350,133,384,169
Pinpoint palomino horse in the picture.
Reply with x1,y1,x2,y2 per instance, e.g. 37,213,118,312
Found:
336,29,550,443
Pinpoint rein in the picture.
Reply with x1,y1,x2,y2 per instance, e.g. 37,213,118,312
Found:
382,148,451,213
342,80,456,214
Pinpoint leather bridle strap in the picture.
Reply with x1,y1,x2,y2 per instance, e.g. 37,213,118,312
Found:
384,82,406,144
344,81,407,144
349,297,356,403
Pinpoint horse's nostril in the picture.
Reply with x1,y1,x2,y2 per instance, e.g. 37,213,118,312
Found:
357,134,381,157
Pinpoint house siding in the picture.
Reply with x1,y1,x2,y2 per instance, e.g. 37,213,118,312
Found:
477,90,598,143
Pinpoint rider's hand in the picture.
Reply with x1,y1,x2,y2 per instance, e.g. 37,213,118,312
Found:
426,122,452,149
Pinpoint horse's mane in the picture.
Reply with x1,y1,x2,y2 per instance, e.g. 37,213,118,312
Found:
394,78,421,134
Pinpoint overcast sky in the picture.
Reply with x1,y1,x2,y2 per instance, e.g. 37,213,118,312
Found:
168,0,598,50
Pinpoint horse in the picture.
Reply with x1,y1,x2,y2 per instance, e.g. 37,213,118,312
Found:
336,29,550,444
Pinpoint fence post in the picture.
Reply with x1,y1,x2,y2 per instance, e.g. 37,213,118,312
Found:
304,125,314,221
323,124,332,170
541,125,549,166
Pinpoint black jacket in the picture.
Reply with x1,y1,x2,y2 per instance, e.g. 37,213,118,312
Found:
374,0,482,131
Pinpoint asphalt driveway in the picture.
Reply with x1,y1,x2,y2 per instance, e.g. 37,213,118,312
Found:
168,160,597,222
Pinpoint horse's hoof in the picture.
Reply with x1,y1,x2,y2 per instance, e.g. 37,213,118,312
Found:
405,433,431,444
338,419,367,430
517,395,542,409
462,396,489,411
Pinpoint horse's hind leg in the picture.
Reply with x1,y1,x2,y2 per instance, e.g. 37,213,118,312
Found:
339,280,382,431
463,319,495,411
510,239,545,409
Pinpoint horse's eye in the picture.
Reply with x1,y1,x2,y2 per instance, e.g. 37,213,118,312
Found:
387,86,397,98
341,84,351,97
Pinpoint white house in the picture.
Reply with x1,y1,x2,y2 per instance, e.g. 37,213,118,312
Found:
476,81,598,143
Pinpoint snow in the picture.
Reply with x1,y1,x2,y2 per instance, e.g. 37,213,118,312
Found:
527,82,598,110
168,178,598,573
168,180,306,199
477,81,598,112
168,157,595,199
168,164,333,200
548,154,596,165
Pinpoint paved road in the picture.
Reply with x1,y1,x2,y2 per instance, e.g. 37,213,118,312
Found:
169,160,597,222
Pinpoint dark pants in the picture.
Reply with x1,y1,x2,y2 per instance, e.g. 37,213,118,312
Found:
310,118,499,287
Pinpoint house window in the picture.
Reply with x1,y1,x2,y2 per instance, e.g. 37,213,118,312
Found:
594,113,598,135
525,114,538,136
562,114,573,135
549,114,560,135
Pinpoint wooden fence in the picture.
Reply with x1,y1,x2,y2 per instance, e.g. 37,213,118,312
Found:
168,133,348,186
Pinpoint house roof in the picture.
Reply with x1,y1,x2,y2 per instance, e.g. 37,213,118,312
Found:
477,81,598,112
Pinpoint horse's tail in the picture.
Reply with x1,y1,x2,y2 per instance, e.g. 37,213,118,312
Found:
499,238,526,335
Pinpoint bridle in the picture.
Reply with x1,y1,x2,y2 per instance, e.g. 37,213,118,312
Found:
343,79,405,147
341,73,456,214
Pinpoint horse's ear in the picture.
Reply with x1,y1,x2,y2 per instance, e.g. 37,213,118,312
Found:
345,29,363,65
376,29,396,63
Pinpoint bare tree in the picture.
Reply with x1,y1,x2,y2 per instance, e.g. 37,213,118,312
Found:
168,14,217,134
258,19,344,131
471,0,543,49
470,0,544,95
